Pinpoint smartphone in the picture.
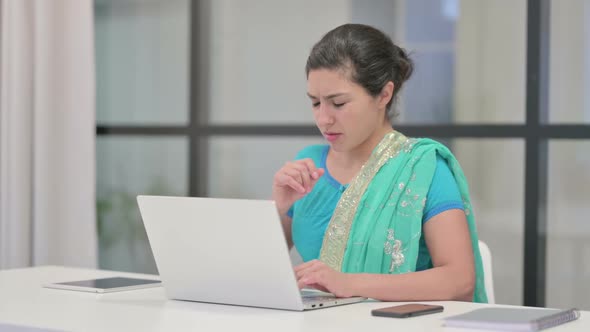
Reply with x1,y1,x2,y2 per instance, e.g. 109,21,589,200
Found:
371,303,444,318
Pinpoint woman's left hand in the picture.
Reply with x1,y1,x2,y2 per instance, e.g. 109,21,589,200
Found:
294,260,355,298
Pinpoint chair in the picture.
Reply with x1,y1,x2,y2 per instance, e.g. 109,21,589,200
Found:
478,240,495,304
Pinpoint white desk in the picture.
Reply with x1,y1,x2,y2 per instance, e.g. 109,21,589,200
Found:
0,266,587,332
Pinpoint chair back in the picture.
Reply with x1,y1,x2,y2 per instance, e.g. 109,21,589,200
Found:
478,240,495,304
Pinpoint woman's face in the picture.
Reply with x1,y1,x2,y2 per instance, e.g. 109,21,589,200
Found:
307,68,389,153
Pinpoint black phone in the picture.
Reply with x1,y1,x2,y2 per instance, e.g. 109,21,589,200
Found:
371,303,444,318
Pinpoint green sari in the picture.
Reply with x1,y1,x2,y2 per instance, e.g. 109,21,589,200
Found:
318,131,488,303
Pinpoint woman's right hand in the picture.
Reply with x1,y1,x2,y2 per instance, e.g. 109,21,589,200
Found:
272,158,325,216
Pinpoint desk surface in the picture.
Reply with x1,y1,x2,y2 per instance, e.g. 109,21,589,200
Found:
0,266,587,332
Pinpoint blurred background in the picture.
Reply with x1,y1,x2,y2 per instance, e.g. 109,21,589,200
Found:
93,0,590,309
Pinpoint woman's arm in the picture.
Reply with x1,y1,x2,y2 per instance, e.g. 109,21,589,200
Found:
295,209,475,301
280,214,294,250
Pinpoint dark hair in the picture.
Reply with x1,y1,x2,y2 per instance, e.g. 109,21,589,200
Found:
305,24,413,117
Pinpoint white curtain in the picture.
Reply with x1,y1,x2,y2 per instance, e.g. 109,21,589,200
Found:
0,0,97,269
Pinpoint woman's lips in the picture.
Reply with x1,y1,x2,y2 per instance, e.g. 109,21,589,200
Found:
324,133,342,142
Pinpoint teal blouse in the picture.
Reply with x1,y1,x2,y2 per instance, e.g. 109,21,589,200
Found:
287,145,464,270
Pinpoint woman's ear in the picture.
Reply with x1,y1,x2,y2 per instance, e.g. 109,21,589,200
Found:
378,81,395,110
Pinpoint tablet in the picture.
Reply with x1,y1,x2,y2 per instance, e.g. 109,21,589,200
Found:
43,277,162,293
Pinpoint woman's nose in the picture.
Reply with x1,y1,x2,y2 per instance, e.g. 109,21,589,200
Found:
316,105,335,126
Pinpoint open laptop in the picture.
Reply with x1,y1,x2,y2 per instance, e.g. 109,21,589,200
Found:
137,195,366,311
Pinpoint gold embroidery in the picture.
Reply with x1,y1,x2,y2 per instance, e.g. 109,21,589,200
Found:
384,229,405,273
319,131,415,271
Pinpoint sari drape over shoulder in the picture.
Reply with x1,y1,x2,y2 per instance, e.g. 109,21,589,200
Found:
319,131,488,303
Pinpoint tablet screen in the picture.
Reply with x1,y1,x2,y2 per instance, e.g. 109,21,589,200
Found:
55,277,161,289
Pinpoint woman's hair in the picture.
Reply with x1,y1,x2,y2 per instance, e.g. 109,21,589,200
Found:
305,24,413,118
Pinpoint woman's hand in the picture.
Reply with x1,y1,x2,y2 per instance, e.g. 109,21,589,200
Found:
272,159,324,215
295,260,355,298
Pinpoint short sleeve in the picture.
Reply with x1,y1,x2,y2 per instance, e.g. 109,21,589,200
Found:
423,154,465,223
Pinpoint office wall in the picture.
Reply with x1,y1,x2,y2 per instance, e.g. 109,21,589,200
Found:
95,0,189,125
95,0,190,273
454,0,527,306
208,0,350,125
546,0,590,309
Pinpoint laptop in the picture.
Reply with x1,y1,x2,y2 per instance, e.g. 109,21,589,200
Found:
137,195,366,311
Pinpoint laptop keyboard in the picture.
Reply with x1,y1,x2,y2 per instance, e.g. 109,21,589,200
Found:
301,290,337,303
302,295,338,303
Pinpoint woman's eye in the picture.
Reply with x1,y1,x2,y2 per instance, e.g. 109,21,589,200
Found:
312,102,320,108
334,102,345,108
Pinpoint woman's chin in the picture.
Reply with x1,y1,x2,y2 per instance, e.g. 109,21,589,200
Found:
328,142,348,152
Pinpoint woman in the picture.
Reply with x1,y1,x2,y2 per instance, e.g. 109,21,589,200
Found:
272,23,487,302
